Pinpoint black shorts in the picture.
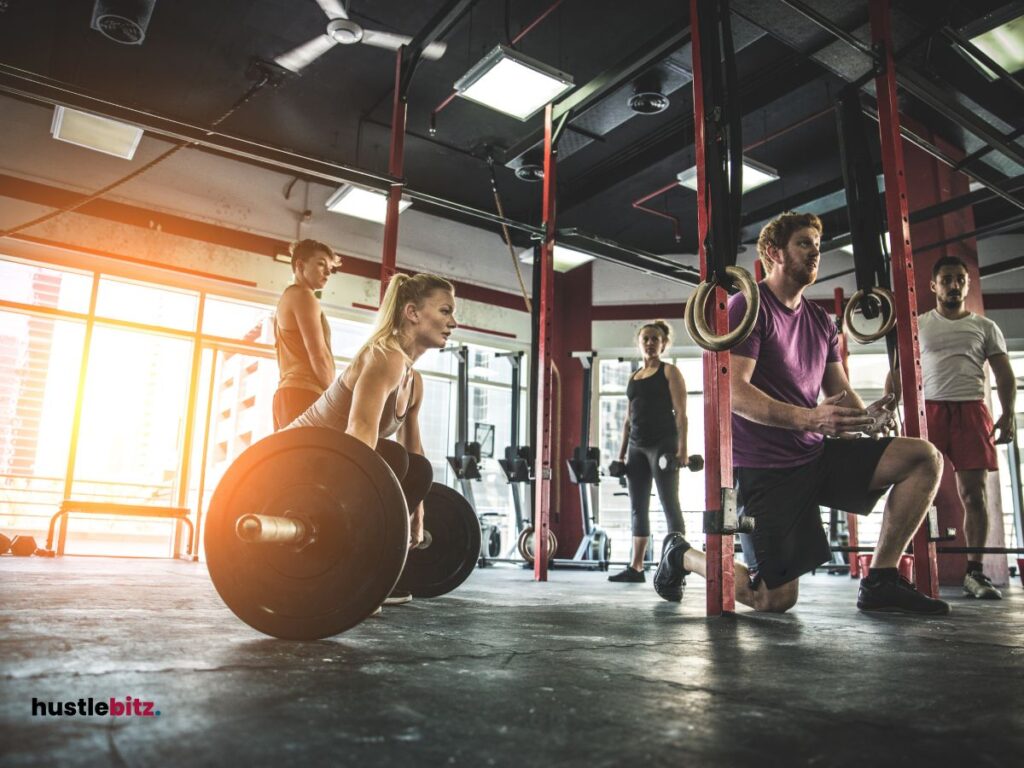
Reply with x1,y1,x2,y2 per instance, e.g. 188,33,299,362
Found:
736,437,895,590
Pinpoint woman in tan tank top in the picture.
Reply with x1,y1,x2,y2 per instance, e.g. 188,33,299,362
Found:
291,272,457,551
272,239,338,430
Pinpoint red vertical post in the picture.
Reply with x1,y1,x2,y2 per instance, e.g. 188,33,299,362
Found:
533,103,557,581
691,0,735,616
834,287,861,578
869,0,939,597
380,50,408,301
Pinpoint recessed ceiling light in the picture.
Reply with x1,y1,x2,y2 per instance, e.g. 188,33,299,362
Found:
677,157,780,194
963,15,1024,79
50,106,143,160
454,45,574,121
519,244,595,272
325,185,411,224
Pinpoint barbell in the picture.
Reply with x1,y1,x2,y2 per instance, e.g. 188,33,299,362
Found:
204,427,479,640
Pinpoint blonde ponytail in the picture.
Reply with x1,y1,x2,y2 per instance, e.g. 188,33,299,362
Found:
361,273,455,359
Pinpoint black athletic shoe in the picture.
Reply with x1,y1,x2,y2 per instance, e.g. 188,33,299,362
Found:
608,566,645,583
857,576,951,615
654,533,691,602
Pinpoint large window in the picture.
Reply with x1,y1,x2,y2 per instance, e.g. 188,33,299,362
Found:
0,253,527,557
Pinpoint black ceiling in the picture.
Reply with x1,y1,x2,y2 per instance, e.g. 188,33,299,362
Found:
1,0,1022,276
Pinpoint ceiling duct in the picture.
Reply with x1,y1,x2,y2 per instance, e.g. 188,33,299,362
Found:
90,0,157,45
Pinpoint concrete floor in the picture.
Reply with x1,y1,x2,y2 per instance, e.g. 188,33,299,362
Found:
1,556,1022,768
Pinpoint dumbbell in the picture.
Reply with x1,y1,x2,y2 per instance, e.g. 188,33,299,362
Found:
607,460,628,487
657,454,705,472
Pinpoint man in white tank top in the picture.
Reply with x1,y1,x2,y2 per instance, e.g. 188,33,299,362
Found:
917,255,1016,599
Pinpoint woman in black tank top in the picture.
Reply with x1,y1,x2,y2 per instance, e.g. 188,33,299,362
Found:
609,320,703,584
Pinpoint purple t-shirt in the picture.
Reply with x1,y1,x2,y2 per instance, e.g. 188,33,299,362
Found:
728,283,840,468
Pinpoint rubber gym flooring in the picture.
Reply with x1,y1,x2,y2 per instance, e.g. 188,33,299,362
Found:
1,557,1022,767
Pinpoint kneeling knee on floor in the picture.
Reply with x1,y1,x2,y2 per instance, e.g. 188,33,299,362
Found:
754,590,797,613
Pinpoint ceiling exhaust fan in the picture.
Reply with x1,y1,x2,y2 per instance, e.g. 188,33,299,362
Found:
275,0,448,72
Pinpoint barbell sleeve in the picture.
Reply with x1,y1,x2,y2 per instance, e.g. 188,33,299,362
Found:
236,514,307,545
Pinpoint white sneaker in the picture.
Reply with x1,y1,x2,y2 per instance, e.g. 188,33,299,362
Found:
963,571,1002,600
384,590,412,605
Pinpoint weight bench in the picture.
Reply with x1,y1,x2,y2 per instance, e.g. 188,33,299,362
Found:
45,500,195,559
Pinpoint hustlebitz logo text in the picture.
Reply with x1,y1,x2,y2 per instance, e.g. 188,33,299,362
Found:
32,696,161,717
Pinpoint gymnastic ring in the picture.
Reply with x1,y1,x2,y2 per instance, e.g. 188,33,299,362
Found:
843,287,897,344
684,265,760,352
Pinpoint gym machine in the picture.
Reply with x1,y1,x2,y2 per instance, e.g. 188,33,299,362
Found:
442,345,494,564
495,351,536,560
565,351,611,568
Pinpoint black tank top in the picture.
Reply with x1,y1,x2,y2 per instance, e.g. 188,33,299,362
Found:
626,362,678,447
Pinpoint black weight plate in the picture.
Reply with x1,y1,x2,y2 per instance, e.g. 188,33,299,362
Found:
205,428,408,640
487,526,502,558
397,483,479,598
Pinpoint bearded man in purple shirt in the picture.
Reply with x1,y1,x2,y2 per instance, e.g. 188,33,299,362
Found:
655,211,951,615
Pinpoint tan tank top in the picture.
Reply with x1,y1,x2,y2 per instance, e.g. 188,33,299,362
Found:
289,374,415,439
274,285,333,394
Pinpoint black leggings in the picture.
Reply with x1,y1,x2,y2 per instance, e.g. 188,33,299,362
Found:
375,439,433,512
626,436,685,537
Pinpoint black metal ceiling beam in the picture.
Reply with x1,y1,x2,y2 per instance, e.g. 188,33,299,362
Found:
980,254,1024,279
399,0,479,94
914,211,1024,256
496,24,693,165
860,105,1024,213
778,0,1024,170
940,25,1024,103
911,174,1024,225
556,228,701,286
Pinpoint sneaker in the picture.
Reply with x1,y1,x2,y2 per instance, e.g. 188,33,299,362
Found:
963,571,1002,600
384,590,412,605
608,566,645,583
857,576,951,615
653,533,691,603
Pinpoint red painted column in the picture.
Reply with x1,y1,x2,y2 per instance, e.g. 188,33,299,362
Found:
533,103,558,580
691,0,735,616
549,265,594,556
380,50,408,301
901,119,1007,587
869,0,939,597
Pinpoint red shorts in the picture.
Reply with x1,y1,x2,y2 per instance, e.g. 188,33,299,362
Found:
925,400,998,472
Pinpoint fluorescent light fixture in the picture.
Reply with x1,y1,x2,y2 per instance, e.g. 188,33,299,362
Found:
273,252,292,265
50,106,143,160
519,244,595,272
325,185,411,224
454,44,574,121
677,157,780,194
964,15,1024,79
